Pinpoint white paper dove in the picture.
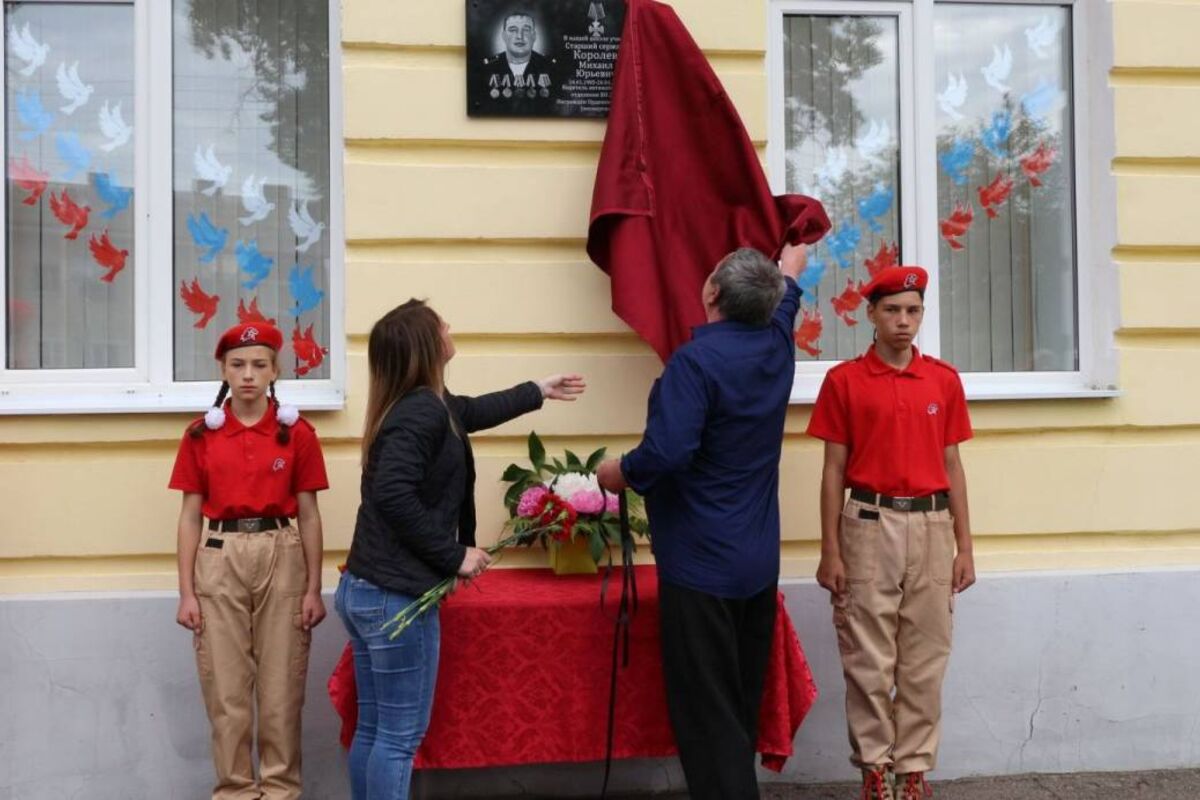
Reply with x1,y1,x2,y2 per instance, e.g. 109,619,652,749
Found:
937,72,968,120
9,22,48,77
194,144,232,197
239,175,275,226
814,148,849,193
980,45,1013,93
855,119,891,164
288,202,325,253
1025,15,1059,59
56,62,93,114
98,101,132,152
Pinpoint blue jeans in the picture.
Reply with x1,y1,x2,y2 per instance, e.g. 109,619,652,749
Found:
334,572,440,800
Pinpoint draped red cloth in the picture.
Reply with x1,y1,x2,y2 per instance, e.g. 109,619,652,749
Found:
327,566,817,771
586,0,830,361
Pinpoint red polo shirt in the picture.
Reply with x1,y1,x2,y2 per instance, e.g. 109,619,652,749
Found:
169,404,329,520
807,346,972,497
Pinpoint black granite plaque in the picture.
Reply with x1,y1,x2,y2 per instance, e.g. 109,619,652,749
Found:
466,1,625,118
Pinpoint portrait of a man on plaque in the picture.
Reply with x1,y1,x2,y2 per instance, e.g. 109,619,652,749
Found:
467,1,625,118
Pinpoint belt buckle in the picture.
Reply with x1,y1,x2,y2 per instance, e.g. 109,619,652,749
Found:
238,518,262,533
893,497,913,511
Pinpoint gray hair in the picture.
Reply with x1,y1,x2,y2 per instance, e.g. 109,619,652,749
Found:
711,248,786,327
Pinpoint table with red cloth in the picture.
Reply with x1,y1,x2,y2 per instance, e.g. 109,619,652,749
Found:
327,566,817,771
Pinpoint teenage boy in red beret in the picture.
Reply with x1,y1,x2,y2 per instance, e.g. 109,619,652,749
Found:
807,266,975,800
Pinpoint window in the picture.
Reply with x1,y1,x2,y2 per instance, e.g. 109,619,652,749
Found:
0,0,342,413
769,0,1115,400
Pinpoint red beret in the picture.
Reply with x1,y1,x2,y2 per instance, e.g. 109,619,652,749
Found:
859,265,928,301
215,322,284,359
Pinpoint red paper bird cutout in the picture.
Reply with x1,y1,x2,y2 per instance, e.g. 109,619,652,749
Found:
292,323,329,377
794,307,823,357
9,155,48,206
49,189,90,240
939,202,975,251
181,278,220,329
237,297,275,326
1019,143,1057,188
830,279,864,327
863,241,899,279
88,229,128,283
977,172,1014,219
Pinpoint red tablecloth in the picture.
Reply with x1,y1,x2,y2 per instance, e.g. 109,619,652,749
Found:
327,567,817,771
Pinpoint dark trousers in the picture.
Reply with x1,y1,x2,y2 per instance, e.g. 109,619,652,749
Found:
659,579,778,800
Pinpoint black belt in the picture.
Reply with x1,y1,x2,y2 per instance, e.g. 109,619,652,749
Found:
208,516,290,533
850,489,950,512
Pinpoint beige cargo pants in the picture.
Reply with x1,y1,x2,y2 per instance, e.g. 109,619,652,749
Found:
832,497,956,774
193,525,312,800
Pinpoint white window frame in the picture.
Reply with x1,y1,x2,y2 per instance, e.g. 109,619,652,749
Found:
767,0,1119,402
0,0,345,414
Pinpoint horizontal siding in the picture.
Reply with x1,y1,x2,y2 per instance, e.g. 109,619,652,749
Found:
5,430,1200,561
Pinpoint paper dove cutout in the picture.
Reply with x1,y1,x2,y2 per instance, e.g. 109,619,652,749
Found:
16,90,53,141
194,144,231,196
56,62,93,114
240,175,274,226
980,111,1012,159
187,212,229,264
55,131,91,181
980,45,1012,93
856,184,894,235
826,221,862,270
288,202,325,253
938,73,968,120
855,119,891,164
9,22,48,77
236,239,275,290
938,139,975,186
93,172,132,220
288,264,325,315
815,148,849,193
1025,15,1059,59
1021,79,1059,121
98,102,132,152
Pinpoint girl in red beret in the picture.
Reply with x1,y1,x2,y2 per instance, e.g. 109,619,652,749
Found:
169,321,330,800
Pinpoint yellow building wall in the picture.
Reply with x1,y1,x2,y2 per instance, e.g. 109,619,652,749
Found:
2,0,1199,594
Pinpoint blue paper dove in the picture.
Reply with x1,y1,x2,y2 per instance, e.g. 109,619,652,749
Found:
16,90,53,140
938,138,975,186
1021,80,1059,121
187,212,228,264
856,184,894,234
236,239,275,290
288,264,324,316
796,250,828,293
826,222,862,270
93,172,131,220
55,131,91,180
980,111,1012,159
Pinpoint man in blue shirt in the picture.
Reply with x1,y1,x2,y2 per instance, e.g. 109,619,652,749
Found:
598,241,807,799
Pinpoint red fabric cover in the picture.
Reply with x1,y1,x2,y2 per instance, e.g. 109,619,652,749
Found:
327,566,817,771
586,0,830,362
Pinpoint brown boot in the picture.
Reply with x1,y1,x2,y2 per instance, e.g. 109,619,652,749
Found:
895,771,932,799
860,767,895,800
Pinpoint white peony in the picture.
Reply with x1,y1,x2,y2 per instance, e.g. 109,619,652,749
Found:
551,471,600,502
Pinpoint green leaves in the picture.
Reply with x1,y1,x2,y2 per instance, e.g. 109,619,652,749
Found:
585,447,608,472
528,431,546,473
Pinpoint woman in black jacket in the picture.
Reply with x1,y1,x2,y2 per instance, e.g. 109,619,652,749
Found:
335,299,584,800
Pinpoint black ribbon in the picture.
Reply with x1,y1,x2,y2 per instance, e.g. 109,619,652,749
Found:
599,491,639,799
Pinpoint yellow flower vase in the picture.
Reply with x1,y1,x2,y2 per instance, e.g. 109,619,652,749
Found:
549,536,598,575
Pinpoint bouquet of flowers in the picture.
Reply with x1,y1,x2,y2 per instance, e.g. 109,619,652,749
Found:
383,433,648,640
502,432,649,564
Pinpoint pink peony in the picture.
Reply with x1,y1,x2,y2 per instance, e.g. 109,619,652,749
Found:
571,489,606,515
604,492,620,515
516,485,550,518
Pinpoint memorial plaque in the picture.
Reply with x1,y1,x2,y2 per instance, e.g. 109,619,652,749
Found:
466,1,625,118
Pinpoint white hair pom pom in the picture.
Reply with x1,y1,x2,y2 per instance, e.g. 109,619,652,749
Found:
204,406,226,430
276,404,300,426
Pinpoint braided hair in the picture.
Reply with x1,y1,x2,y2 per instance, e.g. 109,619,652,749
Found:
189,381,231,438
270,381,290,445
